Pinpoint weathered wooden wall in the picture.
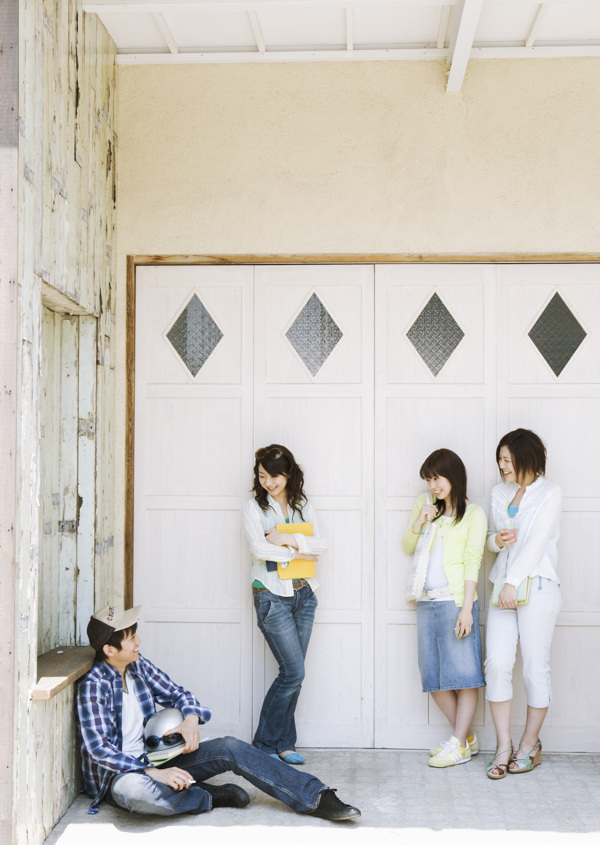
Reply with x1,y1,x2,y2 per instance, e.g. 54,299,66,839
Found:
39,308,99,655
1,2,19,842
14,1,117,841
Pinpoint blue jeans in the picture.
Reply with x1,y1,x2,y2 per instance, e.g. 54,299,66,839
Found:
107,736,326,816
252,585,317,754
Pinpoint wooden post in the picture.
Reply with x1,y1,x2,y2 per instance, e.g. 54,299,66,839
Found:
0,1,18,841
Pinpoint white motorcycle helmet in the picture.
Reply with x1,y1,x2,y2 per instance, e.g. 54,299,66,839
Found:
144,708,186,763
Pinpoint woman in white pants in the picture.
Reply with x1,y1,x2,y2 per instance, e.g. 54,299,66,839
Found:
485,429,562,779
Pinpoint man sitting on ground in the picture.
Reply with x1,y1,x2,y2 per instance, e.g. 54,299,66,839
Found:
76,605,360,822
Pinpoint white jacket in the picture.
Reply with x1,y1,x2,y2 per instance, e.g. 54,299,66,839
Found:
487,476,561,588
243,496,328,597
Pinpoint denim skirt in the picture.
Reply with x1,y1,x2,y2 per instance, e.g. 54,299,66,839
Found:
416,599,485,693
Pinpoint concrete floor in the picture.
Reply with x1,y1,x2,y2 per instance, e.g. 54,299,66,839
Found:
45,749,600,845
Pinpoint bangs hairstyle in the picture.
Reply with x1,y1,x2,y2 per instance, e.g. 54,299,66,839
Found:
96,623,138,662
252,444,307,516
419,448,468,523
496,428,546,482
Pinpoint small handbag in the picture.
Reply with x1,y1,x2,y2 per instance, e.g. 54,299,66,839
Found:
491,576,531,606
406,494,437,602
491,533,531,605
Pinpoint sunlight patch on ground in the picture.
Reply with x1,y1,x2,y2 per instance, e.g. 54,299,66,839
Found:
46,824,599,845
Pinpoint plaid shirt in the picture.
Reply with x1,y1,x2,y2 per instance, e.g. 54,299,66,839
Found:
76,654,212,814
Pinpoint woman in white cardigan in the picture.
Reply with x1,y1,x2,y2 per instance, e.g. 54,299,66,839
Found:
243,445,327,766
485,429,562,779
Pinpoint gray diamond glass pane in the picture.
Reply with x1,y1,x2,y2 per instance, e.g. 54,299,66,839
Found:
286,293,343,376
166,294,223,377
528,292,586,377
406,292,464,376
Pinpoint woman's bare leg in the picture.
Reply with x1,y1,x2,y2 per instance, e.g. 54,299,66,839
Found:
489,699,513,774
509,705,547,769
430,690,458,732
454,689,479,746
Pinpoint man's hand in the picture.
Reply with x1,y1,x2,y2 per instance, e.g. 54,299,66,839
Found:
145,766,195,791
164,713,200,753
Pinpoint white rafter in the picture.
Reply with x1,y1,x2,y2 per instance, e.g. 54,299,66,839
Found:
437,4,452,49
153,12,179,53
346,6,354,51
81,0,595,10
85,1,461,9
446,0,483,93
526,3,549,48
248,10,266,53
116,48,449,64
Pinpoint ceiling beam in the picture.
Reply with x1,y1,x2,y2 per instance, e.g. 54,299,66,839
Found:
85,0,573,9
346,7,354,52
117,47,450,64
446,0,483,93
526,3,549,48
248,10,266,53
472,45,600,58
153,12,179,53
437,4,452,49
85,1,462,9
115,43,600,66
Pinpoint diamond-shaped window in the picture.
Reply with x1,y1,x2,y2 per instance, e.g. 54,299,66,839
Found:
528,292,586,376
407,292,464,376
286,293,343,377
166,294,223,377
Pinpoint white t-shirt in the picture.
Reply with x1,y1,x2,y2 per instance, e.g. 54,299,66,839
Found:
422,517,453,602
121,670,145,758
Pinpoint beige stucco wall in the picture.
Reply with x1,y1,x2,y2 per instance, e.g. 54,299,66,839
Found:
114,57,600,584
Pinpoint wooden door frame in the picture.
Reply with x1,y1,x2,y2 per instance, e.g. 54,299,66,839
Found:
124,252,600,606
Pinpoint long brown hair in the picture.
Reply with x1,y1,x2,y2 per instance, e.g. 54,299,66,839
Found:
419,448,468,523
252,444,307,516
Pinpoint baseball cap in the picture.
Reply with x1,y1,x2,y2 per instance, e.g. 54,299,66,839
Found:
87,605,142,652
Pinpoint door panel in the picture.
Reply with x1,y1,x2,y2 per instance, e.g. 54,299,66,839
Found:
374,263,494,748
254,265,375,747
500,264,600,750
134,265,253,741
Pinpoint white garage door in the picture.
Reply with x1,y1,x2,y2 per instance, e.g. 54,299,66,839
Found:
134,262,599,751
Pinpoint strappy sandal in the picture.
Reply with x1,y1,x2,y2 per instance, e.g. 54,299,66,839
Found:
486,745,513,780
508,740,542,773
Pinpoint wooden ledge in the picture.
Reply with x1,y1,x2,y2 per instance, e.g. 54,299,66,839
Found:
31,646,95,700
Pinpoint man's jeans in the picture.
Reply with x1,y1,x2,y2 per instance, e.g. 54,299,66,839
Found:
107,736,326,816
252,585,317,754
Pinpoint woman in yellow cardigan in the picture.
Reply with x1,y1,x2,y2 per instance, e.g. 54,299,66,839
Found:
402,449,487,768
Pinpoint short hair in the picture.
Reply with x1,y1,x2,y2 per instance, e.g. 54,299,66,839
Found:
95,623,138,662
419,448,468,523
496,428,546,481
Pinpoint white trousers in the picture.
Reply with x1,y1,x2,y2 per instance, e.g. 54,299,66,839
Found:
485,577,561,707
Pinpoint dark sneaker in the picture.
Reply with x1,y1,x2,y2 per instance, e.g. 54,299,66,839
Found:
201,782,251,809
308,789,361,822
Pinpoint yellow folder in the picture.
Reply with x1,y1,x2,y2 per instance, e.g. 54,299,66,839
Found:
275,522,315,580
